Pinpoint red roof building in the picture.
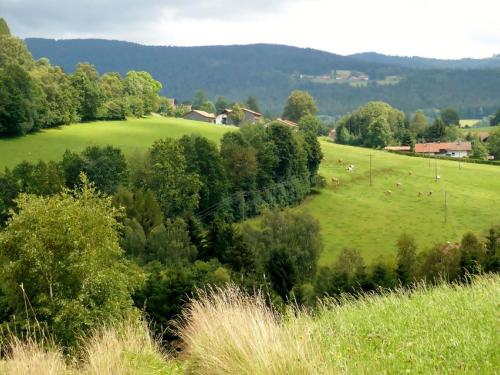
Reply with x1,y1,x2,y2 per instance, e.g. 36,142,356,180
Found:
414,141,472,158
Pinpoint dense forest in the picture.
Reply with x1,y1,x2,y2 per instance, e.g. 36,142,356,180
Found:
26,38,500,117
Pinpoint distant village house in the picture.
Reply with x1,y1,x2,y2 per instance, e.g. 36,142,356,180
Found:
328,129,336,141
183,109,216,123
216,108,263,125
274,118,299,129
414,141,472,158
477,132,490,142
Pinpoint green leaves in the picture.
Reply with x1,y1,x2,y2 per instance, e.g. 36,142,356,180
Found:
0,177,141,346
283,90,318,122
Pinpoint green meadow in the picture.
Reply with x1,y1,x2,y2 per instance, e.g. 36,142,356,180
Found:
459,119,480,127
0,116,235,170
1,117,499,265
462,125,499,133
313,140,500,264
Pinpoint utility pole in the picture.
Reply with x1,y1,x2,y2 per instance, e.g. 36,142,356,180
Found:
427,143,431,168
369,153,373,186
444,191,448,224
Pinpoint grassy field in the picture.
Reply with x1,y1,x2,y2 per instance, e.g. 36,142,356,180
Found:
1,117,499,265
0,116,235,169
461,125,499,134
459,119,480,127
178,274,500,374
312,140,500,264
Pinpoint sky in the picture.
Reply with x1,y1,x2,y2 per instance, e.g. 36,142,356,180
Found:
2,0,499,59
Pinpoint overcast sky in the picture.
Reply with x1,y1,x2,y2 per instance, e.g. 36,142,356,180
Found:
2,0,499,58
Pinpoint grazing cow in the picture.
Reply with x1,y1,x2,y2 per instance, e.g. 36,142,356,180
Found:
396,182,402,188
331,177,340,185
338,159,343,164
418,191,423,197
428,191,433,196
436,175,441,181
347,166,353,173
385,190,392,196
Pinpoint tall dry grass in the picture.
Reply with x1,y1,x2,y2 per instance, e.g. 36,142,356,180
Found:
177,285,335,375
0,320,181,375
0,337,70,375
82,319,176,375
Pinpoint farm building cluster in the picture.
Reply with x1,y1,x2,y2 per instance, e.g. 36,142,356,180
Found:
182,106,299,129
384,141,474,158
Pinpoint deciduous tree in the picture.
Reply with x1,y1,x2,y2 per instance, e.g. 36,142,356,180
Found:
283,90,318,122
0,176,142,346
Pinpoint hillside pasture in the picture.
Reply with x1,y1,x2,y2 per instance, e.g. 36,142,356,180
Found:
459,118,480,127
309,140,500,264
461,125,500,133
0,116,235,169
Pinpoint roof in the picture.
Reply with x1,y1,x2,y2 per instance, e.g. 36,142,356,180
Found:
242,108,262,117
415,142,472,153
477,132,490,142
223,108,262,117
275,118,298,128
184,110,216,120
384,146,411,151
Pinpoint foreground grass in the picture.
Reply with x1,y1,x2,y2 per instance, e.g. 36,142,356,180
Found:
0,321,183,375
180,275,499,374
315,275,499,373
178,286,335,375
1,275,498,374
0,116,235,169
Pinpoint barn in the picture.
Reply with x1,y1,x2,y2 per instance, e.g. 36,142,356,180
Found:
183,110,216,123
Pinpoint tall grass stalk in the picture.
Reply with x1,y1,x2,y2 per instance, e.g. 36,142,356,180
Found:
0,337,70,375
177,285,335,375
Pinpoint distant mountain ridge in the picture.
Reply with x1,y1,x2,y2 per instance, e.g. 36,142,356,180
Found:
349,52,500,70
25,38,500,117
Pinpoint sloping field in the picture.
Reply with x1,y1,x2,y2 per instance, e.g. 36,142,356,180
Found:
312,140,500,264
0,116,235,169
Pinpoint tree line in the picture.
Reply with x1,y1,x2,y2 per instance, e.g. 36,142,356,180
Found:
335,101,500,160
0,22,163,137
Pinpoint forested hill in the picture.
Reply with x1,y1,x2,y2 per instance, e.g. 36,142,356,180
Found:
26,38,500,117
349,52,500,70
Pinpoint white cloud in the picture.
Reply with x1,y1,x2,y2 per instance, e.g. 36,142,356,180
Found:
3,0,499,58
